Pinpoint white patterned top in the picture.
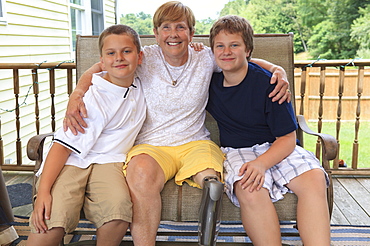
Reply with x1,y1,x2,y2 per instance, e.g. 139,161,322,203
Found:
135,45,218,146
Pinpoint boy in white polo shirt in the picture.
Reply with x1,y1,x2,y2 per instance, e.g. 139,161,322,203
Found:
26,24,145,246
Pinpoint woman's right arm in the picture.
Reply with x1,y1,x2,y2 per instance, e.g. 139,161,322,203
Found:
63,62,103,135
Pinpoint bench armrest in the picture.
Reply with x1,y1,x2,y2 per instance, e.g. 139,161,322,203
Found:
27,132,54,171
297,115,338,162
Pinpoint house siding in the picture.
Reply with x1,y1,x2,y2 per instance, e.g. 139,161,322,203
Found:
0,0,117,165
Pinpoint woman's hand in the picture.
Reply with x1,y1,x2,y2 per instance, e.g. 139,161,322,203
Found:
190,42,204,51
31,192,52,233
238,160,267,192
63,90,88,135
269,66,291,104
62,62,104,135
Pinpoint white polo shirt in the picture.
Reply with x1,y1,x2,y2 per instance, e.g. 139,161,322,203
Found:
37,72,146,175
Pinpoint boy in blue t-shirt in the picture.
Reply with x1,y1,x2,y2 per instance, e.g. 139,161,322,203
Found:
207,15,331,246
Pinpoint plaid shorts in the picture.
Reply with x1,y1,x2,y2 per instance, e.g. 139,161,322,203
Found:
222,142,329,207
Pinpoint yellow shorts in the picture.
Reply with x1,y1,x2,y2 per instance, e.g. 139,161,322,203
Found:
126,140,225,188
30,163,132,234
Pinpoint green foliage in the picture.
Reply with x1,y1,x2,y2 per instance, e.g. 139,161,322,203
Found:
306,0,370,59
119,1,370,59
219,0,370,59
219,0,249,16
222,0,305,53
195,18,214,35
120,12,153,35
351,5,370,59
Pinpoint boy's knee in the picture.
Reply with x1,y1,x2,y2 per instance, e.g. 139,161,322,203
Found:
235,184,269,206
100,219,129,232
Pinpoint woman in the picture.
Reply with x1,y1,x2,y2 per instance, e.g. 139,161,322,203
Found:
64,2,290,245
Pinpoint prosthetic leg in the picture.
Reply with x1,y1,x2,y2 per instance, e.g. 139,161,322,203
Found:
198,176,224,246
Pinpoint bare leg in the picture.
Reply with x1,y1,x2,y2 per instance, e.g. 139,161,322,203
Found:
96,220,129,246
125,154,165,246
235,183,281,246
286,169,331,246
26,227,64,246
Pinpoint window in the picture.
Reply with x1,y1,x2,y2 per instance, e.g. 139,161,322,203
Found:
0,0,7,25
70,0,85,51
69,0,104,51
91,0,104,35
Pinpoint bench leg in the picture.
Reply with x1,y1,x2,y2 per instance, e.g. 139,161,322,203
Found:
198,176,224,246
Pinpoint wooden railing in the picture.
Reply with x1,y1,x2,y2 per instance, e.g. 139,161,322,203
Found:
294,59,370,175
1,60,370,175
0,62,75,171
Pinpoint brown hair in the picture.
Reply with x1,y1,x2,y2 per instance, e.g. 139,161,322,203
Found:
98,24,141,56
209,15,254,60
153,1,195,33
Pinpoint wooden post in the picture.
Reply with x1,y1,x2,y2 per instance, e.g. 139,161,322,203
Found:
13,69,22,165
32,69,40,135
316,66,326,159
352,66,364,169
49,69,56,132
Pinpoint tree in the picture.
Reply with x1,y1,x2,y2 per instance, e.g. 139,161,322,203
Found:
219,0,249,16
195,18,214,35
118,1,370,59
307,0,370,59
351,5,370,58
120,12,153,35
221,0,305,53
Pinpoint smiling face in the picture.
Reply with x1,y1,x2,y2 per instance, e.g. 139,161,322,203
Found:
213,31,250,74
154,20,194,66
152,1,196,66
100,34,143,87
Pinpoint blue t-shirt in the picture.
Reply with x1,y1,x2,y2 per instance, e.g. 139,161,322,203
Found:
206,62,297,148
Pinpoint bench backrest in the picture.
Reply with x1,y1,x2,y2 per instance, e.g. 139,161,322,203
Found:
76,33,295,94
76,33,296,146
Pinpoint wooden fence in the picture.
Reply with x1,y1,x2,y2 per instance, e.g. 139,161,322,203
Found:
294,59,370,175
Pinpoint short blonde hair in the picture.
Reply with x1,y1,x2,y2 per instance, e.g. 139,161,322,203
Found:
210,15,254,60
98,24,141,56
153,1,195,33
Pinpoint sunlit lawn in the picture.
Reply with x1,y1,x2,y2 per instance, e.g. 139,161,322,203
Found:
302,121,370,168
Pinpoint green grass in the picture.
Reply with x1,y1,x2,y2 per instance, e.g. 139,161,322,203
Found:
302,121,370,168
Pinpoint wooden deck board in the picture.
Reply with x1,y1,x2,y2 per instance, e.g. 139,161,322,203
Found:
337,177,370,217
332,178,370,225
330,203,349,225
358,177,370,191
3,171,370,226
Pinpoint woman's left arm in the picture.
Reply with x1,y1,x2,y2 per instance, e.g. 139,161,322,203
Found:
251,58,291,104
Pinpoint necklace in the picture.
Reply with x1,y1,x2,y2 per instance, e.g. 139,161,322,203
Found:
160,50,191,86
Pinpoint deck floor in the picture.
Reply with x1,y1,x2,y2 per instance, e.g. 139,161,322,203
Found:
3,171,370,225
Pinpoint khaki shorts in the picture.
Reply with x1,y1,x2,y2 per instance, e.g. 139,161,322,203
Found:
125,140,225,188
30,162,132,234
